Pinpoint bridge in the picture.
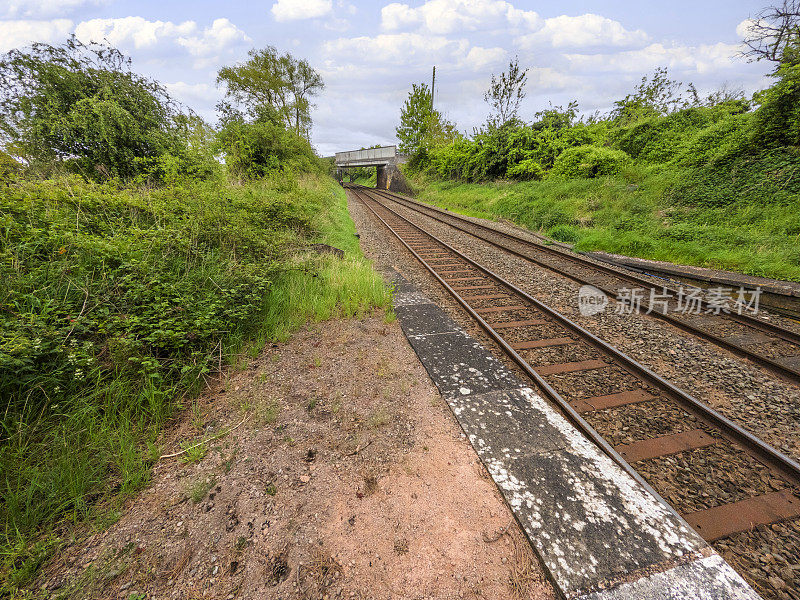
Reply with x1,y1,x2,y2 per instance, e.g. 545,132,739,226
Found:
334,145,407,191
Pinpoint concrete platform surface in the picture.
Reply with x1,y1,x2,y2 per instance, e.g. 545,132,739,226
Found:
387,269,760,600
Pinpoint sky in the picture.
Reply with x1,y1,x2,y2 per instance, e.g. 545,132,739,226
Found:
0,0,774,156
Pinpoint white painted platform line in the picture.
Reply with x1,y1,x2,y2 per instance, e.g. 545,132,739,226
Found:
388,269,761,600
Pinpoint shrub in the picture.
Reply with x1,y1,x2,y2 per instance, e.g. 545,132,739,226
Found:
753,59,800,147
0,37,190,181
548,223,581,243
550,145,631,179
671,113,754,168
506,159,543,180
216,109,320,180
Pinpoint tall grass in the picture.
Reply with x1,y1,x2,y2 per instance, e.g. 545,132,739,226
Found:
408,168,800,281
0,173,388,590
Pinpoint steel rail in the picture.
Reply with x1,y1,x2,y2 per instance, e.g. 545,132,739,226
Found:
351,185,800,494
362,185,800,384
348,185,686,518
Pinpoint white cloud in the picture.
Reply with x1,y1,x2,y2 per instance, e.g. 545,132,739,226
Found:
1,0,106,19
323,32,503,71
381,0,540,35
566,42,742,74
0,19,73,52
178,19,251,56
736,18,759,39
516,14,648,49
464,46,507,70
271,0,333,22
165,81,220,120
73,17,250,57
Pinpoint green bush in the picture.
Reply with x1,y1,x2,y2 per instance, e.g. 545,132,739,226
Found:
548,223,581,243
550,145,631,179
0,37,194,182
671,113,754,168
506,159,544,180
216,109,320,180
0,174,388,588
753,59,800,147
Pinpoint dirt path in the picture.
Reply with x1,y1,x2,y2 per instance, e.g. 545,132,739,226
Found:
38,315,555,600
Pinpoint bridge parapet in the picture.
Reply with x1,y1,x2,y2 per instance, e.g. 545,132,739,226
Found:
335,145,397,167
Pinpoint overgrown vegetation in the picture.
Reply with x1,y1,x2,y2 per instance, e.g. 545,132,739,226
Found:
0,37,388,592
398,4,800,280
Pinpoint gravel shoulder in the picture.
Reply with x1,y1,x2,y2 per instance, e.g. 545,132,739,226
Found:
35,316,555,600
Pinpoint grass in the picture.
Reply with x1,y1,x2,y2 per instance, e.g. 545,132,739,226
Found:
0,171,390,592
188,477,216,504
179,440,209,464
407,167,800,282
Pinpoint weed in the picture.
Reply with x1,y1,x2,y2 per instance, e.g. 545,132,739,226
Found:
188,477,216,504
367,408,391,429
191,402,204,430
254,398,280,425
179,440,208,464
0,173,390,587
307,397,317,411
265,482,277,496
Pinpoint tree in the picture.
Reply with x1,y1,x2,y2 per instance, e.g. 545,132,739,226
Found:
742,1,800,63
740,3,800,145
609,67,692,124
396,83,433,155
396,82,458,161
0,36,184,179
484,57,528,127
216,47,323,138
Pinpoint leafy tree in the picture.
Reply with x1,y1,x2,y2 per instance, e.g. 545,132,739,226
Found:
742,0,800,63
216,105,318,180
609,67,692,124
216,46,324,138
396,83,433,155
0,36,185,180
0,147,20,184
532,101,580,131
396,82,458,161
484,57,528,127
740,3,800,146
752,42,800,145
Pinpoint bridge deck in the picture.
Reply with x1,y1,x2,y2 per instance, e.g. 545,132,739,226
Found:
335,145,397,167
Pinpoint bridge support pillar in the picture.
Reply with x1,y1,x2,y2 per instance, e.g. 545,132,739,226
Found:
376,164,390,190
377,164,412,194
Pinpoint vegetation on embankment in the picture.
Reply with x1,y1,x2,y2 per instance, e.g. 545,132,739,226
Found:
0,174,389,589
0,38,389,592
401,88,800,281
393,12,800,282
406,157,800,281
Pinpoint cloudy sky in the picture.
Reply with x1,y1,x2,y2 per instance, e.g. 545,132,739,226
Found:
0,0,773,156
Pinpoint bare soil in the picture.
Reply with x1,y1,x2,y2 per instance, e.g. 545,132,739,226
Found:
36,315,555,600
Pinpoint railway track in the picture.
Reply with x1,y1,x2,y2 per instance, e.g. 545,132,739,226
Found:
348,184,800,599
358,184,800,385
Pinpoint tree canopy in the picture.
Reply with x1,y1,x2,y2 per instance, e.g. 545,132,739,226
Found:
484,57,528,128
396,82,457,160
0,36,186,180
216,46,324,139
